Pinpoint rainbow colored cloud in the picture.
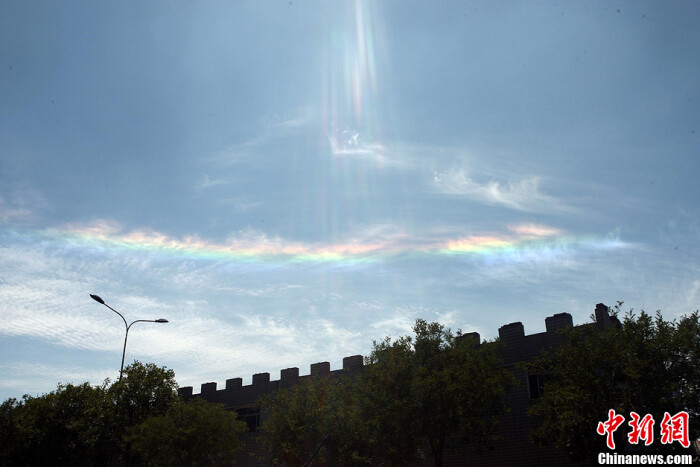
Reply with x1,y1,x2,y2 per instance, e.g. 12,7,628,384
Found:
29,220,628,266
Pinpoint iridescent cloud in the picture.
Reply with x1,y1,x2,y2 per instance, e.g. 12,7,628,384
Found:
29,220,628,266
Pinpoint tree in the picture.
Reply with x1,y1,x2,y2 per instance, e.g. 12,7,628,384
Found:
259,319,515,467
0,382,111,466
126,398,247,466
0,361,211,466
529,304,700,463
260,375,332,466
357,333,422,466
260,374,372,466
109,361,179,427
107,361,180,463
360,319,515,466
0,398,20,467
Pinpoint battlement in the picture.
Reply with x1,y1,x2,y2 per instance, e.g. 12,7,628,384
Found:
498,311,574,341
180,306,612,402
179,354,365,404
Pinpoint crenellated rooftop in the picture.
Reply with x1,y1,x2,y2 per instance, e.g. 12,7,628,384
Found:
180,307,614,402
179,354,364,406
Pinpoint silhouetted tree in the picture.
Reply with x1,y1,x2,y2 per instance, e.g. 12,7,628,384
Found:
0,398,20,466
260,374,372,465
360,319,515,466
126,397,246,466
0,361,247,466
260,319,514,466
104,361,179,464
0,382,111,466
260,375,331,466
529,304,700,463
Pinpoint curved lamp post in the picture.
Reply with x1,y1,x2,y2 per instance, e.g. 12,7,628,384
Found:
90,294,168,380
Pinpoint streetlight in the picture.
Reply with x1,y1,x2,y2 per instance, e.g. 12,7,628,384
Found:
90,294,169,380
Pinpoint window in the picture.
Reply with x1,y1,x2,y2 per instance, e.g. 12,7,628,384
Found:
528,373,546,399
235,406,260,432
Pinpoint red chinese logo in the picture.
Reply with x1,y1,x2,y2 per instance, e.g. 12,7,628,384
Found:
597,409,625,449
597,410,690,449
660,411,690,448
628,412,654,446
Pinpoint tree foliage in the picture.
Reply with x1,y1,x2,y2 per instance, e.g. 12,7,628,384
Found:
108,361,180,462
260,374,371,465
361,319,515,466
260,319,514,466
0,361,246,466
0,382,111,466
110,361,179,427
260,376,332,465
126,398,247,467
529,304,700,462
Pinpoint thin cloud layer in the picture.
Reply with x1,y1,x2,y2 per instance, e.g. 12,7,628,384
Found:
0,200,31,221
41,219,612,265
207,106,318,167
432,168,562,212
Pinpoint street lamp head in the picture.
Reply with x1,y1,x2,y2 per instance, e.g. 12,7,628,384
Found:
90,294,168,381
90,294,105,305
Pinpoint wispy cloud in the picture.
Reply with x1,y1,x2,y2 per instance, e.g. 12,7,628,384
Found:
508,223,562,237
369,307,479,341
30,218,621,267
267,107,315,130
0,363,116,395
0,277,168,354
0,243,329,387
208,106,317,166
0,271,361,391
0,187,52,223
219,197,263,214
157,311,366,388
370,311,416,337
327,128,396,167
196,174,228,190
0,198,32,221
432,168,563,212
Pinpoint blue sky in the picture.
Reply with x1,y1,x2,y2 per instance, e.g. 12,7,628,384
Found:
1,0,699,400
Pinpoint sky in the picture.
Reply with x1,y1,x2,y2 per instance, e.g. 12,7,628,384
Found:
1,0,699,401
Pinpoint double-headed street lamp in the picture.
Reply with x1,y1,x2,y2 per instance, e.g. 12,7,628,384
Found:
90,294,168,380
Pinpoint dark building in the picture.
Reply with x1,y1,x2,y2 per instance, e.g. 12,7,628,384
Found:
180,304,617,466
